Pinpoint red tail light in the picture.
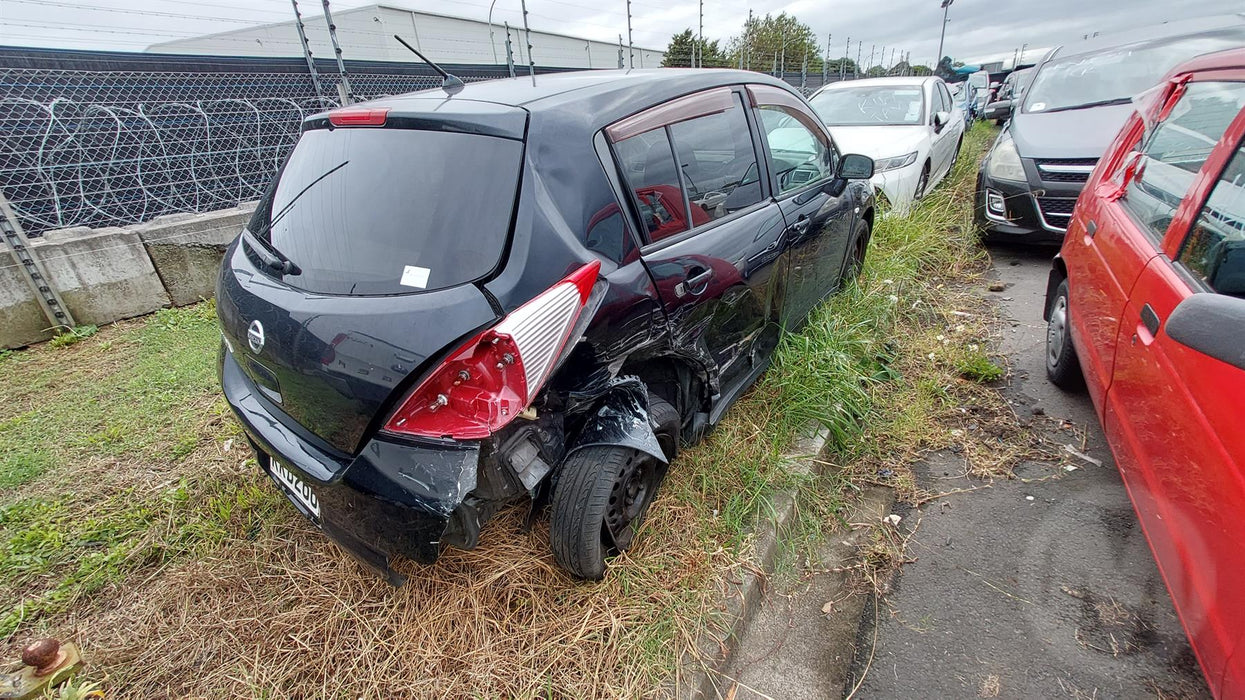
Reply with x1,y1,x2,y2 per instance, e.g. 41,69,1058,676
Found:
328,107,389,127
382,261,601,440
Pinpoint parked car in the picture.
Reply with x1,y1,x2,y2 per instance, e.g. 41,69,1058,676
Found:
216,69,876,584
1043,48,1245,697
975,16,1245,243
808,76,965,213
982,66,1033,124
967,70,992,118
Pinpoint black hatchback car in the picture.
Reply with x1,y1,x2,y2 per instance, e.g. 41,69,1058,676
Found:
217,69,876,583
974,17,1245,244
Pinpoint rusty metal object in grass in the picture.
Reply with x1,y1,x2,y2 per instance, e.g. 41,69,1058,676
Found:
0,638,84,699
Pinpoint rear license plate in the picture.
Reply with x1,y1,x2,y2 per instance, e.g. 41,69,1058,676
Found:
267,460,321,519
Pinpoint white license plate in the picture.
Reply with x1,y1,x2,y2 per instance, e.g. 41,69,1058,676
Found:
268,460,321,519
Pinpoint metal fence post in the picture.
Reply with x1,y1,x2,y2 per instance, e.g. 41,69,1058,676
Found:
289,0,325,101
319,0,355,104
0,192,74,331
505,22,517,77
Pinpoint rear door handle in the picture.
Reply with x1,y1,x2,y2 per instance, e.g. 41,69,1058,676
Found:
675,266,714,297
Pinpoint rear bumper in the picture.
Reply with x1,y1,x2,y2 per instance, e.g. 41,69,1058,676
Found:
219,345,481,584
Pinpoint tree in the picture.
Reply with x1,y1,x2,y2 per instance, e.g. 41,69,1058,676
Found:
910,64,933,76
726,12,822,74
662,28,728,68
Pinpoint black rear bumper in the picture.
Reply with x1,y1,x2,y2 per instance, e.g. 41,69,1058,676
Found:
220,345,482,585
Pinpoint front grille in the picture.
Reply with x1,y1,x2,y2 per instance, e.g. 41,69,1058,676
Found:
1035,158,1098,183
1036,197,1078,231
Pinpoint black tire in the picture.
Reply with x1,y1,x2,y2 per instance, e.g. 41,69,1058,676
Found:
550,397,679,579
1045,279,1084,390
914,162,931,200
845,218,871,281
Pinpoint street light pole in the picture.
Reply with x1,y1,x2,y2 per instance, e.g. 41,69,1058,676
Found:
936,0,953,66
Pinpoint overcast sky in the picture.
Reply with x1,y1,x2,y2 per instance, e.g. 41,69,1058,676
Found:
0,0,1241,66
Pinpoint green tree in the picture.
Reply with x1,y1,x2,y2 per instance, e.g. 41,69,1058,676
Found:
910,63,933,76
726,12,822,74
662,28,728,68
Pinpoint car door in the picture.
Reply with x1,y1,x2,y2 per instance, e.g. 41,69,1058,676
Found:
1103,79,1245,695
605,86,788,410
1061,80,1227,412
748,83,855,330
931,81,959,178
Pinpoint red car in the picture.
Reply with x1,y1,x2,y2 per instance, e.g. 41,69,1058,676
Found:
1044,48,1245,698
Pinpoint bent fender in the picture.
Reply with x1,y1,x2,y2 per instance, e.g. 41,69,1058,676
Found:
564,378,667,464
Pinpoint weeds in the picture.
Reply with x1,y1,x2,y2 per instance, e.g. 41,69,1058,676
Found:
48,325,98,349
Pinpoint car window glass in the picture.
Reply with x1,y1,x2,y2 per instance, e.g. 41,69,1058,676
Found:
1178,141,1245,298
1121,81,1245,243
613,129,691,244
937,83,952,114
758,106,835,195
668,94,763,225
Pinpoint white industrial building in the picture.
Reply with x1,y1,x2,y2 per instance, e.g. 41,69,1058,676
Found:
147,4,665,69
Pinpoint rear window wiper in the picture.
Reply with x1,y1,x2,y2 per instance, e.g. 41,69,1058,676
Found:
247,160,350,275
1040,97,1133,114
243,227,302,276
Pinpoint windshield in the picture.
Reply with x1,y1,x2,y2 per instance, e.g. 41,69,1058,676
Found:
810,86,925,126
1024,30,1245,114
247,127,523,295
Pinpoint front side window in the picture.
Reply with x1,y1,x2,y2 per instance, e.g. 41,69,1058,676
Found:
1121,81,1245,243
612,92,762,243
1178,141,1245,298
758,106,835,196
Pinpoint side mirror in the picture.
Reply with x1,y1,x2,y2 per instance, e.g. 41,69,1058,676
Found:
838,154,874,180
933,110,951,129
1166,292,1245,371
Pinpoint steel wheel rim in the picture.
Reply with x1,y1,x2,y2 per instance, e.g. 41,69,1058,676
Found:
605,451,656,548
1048,295,1068,367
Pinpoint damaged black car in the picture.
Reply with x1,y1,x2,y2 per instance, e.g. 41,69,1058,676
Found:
216,68,876,583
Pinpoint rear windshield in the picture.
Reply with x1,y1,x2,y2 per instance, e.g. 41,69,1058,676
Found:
247,127,523,295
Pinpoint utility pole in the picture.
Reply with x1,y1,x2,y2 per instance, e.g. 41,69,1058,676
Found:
744,8,753,70
936,0,953,67
697,0,703,68
626,0,634,68
319,0,354,104
520,0,535,84
289,0,324,102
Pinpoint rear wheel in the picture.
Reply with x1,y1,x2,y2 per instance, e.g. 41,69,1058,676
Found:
550,397,679,579
1045,279,1084,390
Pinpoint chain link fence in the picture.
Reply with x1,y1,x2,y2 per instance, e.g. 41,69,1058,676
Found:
0,54,512,236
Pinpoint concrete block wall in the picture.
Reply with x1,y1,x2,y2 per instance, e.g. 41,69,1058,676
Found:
1,204,254,349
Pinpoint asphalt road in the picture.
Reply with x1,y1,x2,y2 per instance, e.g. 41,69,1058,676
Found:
843,244,1210,699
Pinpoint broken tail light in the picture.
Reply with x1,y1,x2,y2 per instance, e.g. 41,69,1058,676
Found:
382,261,601,440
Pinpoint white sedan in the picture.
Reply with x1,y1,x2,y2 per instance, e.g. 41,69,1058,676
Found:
809,76,966,214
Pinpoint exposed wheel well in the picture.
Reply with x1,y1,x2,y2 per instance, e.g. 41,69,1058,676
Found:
862,207,875,232
618,356,705,432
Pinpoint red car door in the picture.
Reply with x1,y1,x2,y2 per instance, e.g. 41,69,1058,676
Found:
1103,76,1245,696
1059,115,1158,412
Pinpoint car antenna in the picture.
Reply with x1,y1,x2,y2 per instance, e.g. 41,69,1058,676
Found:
393,34,465,96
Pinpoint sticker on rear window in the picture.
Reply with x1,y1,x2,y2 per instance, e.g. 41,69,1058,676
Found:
1030,102,1047,112
400,265,431,289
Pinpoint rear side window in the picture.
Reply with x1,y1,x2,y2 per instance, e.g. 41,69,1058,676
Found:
611,91,762,244
1121,82,1245,243
248,128,523,295
1178,141,1245,298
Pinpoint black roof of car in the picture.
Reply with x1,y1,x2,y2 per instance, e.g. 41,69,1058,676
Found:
312,69,796,139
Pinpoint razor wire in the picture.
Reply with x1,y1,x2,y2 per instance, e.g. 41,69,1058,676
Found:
0,66,510,236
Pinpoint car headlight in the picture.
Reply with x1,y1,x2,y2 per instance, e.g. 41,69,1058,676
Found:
986,133,1026,182
874,151,918,172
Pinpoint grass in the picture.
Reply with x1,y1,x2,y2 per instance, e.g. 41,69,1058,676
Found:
0,122,1018,697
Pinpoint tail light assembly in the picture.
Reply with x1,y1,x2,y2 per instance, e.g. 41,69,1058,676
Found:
382,261,601,440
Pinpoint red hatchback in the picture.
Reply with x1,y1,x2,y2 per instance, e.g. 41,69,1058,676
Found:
1044,49,1245,698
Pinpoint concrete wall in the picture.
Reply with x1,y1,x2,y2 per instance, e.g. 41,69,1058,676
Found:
1,204,253,349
